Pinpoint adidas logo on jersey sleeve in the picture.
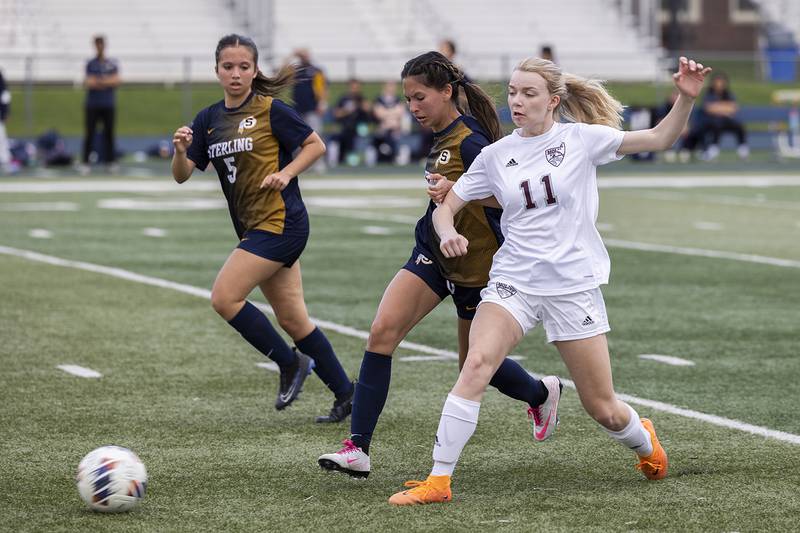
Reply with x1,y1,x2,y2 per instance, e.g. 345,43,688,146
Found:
506,158,518,167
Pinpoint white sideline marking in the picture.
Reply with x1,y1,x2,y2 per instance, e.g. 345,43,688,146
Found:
29,229,53,239
638,354,696,366
3,175,800,194
693,221,724,231
362,226,393,235
311,209,419,225
256,362,280,373
0,202,79,211
98,198,226,211
57,364,102,378
2,245,799,445
305,196,423,209
142,227,167,238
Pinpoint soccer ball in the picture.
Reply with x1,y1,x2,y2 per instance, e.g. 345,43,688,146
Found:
76,445,147,512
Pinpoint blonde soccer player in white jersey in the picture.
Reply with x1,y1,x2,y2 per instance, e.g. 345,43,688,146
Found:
389,57,712,505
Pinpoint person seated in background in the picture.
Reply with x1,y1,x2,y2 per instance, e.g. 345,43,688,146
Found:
697,72,749,160
370,80,409,164
331,78,372,165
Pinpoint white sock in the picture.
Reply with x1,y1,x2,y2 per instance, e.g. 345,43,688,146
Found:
605,403,653,457
430,393,481,477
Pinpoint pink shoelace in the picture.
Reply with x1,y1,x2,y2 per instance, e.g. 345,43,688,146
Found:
336,439,360,454
527,406,542,425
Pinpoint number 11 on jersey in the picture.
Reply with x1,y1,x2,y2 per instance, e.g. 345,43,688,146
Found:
520,174,558,210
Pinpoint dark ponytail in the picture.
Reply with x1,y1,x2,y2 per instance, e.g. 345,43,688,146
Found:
401,51,502,142
215,34,295,97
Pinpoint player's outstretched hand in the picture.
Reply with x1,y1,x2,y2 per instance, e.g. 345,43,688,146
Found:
673,56,712,99
260,171,292,191
439,231,469,258
426,173,453,204
172,126,193,154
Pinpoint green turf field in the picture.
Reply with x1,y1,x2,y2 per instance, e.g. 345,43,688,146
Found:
1,168,799,531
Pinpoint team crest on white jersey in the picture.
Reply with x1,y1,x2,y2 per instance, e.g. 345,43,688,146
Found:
238,116,257,134
434,150,451,168
496,282,518,299
545,142,566,167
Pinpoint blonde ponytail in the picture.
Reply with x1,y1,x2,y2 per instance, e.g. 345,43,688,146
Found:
561,74,624,129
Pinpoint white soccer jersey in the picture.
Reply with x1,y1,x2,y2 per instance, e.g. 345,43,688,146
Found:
452,122,624,295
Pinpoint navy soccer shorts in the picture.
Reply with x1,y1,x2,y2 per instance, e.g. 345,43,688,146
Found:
402,245,483,320
237,229,308,267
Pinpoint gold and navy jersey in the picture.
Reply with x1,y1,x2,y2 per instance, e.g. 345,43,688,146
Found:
414,115,503,287
186,93,312,238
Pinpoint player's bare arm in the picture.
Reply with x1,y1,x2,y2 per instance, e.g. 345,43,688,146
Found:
618,57,712,155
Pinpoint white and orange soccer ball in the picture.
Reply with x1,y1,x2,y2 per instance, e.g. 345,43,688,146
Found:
76,445,147,512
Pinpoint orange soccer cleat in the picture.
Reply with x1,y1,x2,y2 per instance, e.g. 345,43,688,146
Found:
636,418,669,480
388,475,452,505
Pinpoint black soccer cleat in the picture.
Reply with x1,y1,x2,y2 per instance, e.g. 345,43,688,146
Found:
315,383,355,423
275,350,314,410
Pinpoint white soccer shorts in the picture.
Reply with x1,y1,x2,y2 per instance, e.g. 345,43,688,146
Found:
479,282,610,342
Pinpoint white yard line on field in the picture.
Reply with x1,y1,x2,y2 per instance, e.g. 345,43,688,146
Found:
638,354,696,366
311,209,800,269
630,190,800,210
2,244,799,445
0,202,79,211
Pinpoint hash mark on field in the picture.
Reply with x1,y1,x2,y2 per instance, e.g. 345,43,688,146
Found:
29,229,53,239
638,354,696,366
57,364,102,378
693,221,724,231
596,222,615,232
2,245,800,446
362,226,393,235
142,227,167,238
256,362,280,373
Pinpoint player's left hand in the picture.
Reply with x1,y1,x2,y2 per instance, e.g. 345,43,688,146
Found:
426,173,452,204
260,171,292,191
673,56,712,99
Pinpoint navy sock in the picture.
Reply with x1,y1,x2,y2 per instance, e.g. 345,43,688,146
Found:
350,351,392,454
490,358,548,407
227,301,295,368
296,327,353,399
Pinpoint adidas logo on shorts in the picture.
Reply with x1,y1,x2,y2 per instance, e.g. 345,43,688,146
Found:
506,158,518,167
581,315,595,326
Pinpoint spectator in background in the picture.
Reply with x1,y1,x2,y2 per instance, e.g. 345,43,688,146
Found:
539,44,556,64
80,35,120,175
438,39,471,83
699,72,749,160
331,78,371,165
370,80,409,164
0,69,13,174
290,48,327,171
